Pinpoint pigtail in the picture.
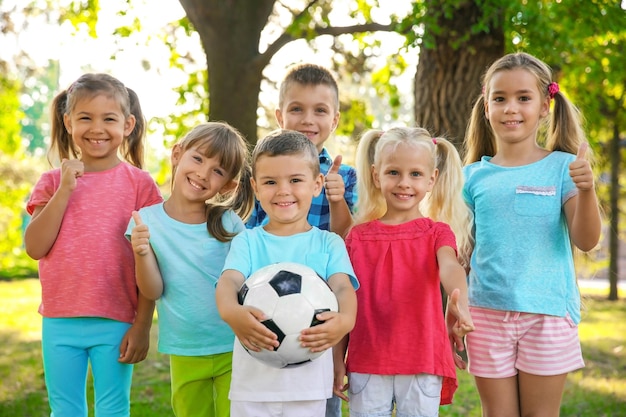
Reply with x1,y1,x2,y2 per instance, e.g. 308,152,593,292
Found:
231,161,255,222
354,129,387,224
546,91,586,157
463,94,496,165
48,90,78,166
120,87,145,169
427,137,474,268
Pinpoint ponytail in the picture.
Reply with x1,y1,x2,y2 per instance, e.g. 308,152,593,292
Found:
354,129,386,224
428,137,473,268
547,91,586,157
463,94,496,165
120,87,146,169
48,90,78,165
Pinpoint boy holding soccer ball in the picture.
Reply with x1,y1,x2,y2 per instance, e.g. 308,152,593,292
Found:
216,129,358,417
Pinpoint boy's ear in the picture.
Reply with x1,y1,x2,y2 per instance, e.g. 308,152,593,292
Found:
313,173,324,197
275,108,285,128
250,176,260,198
331,111,340,132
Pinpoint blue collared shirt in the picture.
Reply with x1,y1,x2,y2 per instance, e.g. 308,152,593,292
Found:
246,148,357,231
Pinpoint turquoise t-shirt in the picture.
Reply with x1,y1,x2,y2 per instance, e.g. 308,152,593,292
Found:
126,203,244,355
221,226,358,402
463,151,581,323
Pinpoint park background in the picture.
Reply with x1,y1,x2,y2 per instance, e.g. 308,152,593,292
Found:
0,0,625,415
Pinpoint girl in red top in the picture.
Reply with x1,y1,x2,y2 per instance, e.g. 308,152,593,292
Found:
339,127,474,416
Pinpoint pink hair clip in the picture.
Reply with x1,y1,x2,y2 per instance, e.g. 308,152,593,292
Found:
548,82,559,99
432,138,437,145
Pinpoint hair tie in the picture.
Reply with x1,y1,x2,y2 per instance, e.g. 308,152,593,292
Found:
432,138,437,145
548,82,559,99
67,81,77,95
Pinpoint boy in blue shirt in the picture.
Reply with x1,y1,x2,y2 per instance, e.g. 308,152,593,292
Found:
217,130,358,416
246,63,357,239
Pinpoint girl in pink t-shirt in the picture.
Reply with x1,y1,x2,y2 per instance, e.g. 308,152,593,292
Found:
339,127,474,416
24,73,162,417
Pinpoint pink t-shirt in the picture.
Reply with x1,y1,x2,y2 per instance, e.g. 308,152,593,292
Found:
345,218,458,405
26,162,163,323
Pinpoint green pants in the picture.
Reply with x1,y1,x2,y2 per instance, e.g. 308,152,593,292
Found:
170,352,232,417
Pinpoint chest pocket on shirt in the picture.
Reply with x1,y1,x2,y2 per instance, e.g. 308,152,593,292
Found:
514,185,558,217
304,254,330,282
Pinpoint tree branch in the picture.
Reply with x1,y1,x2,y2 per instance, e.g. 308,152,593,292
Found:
255,22,395,70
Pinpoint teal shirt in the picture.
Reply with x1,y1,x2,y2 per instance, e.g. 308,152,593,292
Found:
463,151,581,323
126,203,244,355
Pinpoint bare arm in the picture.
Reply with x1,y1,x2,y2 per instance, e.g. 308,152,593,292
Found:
564,143,601,252
438,246,474,335
130,211,164,300
24,160,84,259
325,155,354,238
438,245,474,369
332,334,350,401
118,292,155,364
216,269,278,351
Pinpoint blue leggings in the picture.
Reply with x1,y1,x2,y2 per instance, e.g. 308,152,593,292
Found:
42,317,133,417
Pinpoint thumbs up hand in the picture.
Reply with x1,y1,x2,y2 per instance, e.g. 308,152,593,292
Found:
324,155,346,203
131,211,151,256
569,142,594,191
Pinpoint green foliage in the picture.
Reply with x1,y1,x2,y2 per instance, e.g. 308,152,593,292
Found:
0,77,24,155
62,0,100,37
0,152,40,276
337,98,375,140
0,73,39,276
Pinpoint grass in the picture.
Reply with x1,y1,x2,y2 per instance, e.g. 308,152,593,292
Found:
1,279,624,416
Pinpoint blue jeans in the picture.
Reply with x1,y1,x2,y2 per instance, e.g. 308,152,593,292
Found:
325,394,342,417
42,317,133,417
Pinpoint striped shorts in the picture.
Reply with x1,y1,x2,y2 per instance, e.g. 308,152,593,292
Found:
466,306,584,378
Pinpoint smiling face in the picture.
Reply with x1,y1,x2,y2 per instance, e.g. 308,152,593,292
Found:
372,142,437,224
63,93,135,170
170,144,233,207
251,153,323,234
275,83,339,153
485,68,550,148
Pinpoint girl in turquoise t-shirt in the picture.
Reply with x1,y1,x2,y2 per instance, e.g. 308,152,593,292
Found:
463,52,602,417
128,122,254,417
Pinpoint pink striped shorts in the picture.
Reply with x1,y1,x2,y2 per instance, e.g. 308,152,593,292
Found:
465,306,584,378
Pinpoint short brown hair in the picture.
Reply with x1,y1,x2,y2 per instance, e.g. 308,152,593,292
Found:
278,63,339,111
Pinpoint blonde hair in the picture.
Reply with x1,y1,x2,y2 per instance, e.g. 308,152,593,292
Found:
173,122,253,242
464,52,586,164
355,126,473,266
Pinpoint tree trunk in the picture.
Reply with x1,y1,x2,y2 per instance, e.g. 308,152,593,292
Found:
178,0,275,145
414,0,504,153
608,122,621,301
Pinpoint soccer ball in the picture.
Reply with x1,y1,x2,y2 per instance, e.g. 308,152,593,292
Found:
237,262,338,369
